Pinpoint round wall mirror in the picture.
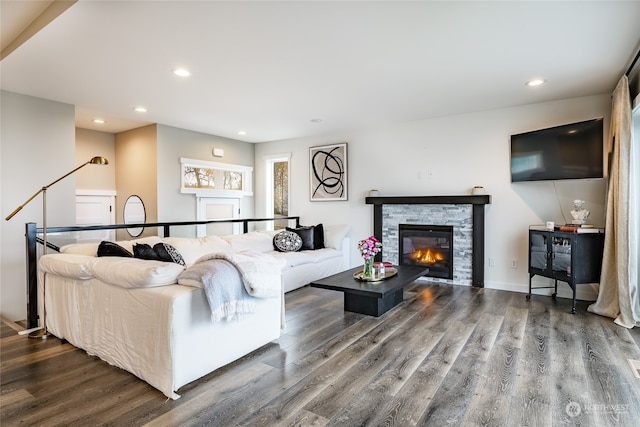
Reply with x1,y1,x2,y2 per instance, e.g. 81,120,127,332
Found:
123,195,145,237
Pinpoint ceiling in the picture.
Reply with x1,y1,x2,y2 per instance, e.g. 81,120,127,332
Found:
1,1,639,143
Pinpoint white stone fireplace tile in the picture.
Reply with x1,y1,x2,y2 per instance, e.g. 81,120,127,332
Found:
382,204,473,286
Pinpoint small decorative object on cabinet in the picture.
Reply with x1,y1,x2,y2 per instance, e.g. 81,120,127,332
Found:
527,225,604,313
570,199,590,225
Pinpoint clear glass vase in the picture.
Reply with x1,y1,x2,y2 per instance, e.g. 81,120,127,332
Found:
363,257,375,279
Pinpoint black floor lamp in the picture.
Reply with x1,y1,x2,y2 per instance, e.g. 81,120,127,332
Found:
5,156,109,339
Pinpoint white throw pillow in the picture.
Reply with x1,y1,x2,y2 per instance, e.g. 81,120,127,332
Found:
163,235,232,266
323,224,350,250
222,230,277,253
59,242,100,256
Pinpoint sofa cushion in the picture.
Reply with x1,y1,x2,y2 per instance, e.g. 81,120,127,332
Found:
163,235,232,266
269,248,342,268
38,253,94,280
286,226,313,250
117,236,164,254
273,230,303,252
287,224,325,250
222,231,276,253
154,243,186,266
133,243,161,260
98,241,133,257
132,242,186,266
313,223,325,249
59,242,102,256
323,224,350,250
88,257,185,288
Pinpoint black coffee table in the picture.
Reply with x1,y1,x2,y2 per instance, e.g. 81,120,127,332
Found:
310,265,429,317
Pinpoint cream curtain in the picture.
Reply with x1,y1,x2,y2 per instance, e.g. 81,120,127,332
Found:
588,75,639,328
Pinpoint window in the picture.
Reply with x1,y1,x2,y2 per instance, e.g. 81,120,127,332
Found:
183,166,216,189
180,158,252,197
265,154,290,228
273,161,289,216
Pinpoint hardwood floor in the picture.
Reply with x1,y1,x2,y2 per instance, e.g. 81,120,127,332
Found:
2,281,640,426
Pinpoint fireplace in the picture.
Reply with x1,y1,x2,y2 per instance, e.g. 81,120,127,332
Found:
366,195,491,287
399,224,454,279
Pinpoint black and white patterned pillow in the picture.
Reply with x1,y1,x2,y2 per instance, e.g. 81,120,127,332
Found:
154,243,186,266
273,230,303,252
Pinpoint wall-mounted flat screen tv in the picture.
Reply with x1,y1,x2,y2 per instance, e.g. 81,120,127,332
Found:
510,118,604,182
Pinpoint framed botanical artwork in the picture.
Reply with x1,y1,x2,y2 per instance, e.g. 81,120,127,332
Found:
309,142,348,201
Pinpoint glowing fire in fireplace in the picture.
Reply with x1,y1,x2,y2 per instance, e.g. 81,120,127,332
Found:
410,248,445,265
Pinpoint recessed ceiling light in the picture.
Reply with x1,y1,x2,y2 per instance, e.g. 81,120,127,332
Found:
93,119,105,124
526,78,545,87
238,131,247,136
173,68,191,77
133,106,147,113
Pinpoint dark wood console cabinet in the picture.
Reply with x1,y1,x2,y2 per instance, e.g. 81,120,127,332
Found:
527,227,605,313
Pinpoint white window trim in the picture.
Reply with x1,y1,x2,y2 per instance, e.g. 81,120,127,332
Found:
180,157,253,197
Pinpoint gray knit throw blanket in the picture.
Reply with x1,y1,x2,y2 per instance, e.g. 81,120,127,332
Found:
184,259,255,322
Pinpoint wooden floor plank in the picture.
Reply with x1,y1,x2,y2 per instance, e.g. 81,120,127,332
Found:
0,388,35,409
324,316,445,425
235,298,422,426
304,308,426,418
367,319,477,426
416,312,504,426
547,308,597,426
577,311,640,425
462,304,530,426
142,362,277,427
508,297,553,427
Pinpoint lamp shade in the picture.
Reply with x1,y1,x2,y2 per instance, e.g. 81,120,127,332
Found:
89,156,109,165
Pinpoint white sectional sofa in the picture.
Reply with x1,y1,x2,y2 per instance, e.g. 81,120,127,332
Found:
36,223,350,399
56,223,350,293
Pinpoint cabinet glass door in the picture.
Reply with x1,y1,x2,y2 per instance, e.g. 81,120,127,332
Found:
530,232,548,270
552,236,572,274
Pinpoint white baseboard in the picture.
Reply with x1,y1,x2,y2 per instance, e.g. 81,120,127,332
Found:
414,277,599,302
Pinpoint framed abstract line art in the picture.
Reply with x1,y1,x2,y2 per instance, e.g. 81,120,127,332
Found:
309,142,348,201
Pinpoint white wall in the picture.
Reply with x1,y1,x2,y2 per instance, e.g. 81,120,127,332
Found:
1,91,76,322
255,94,611,299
